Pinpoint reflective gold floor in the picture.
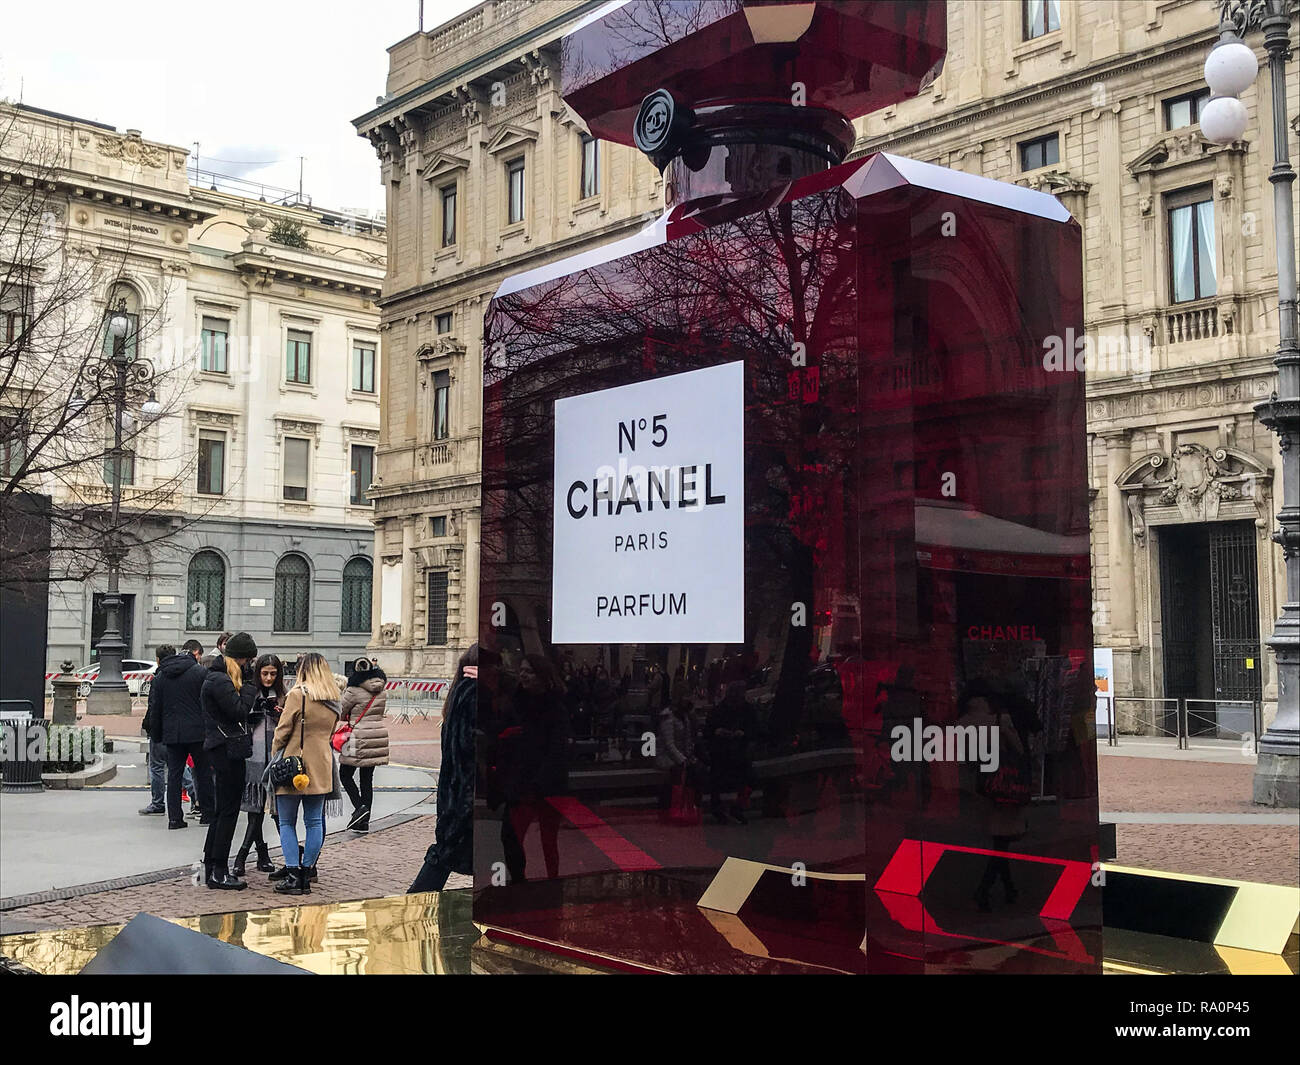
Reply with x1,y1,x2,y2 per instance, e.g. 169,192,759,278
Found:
1,891,1294,975
0,890,476,975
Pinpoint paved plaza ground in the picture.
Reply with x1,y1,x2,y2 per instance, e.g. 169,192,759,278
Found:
1098,740,1299,886
0,703,1294,936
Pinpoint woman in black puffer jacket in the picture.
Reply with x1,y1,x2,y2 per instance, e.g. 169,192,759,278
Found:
199,632,258,890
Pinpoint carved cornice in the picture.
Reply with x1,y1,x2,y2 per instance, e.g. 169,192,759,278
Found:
1118,443,1272,525
1128,132,1247,176
94,131,167,169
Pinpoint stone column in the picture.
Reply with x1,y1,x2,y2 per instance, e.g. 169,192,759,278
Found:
1093,102,1124,312
401,516,417,654
1102,430,1136,636
369,518,384,652
464,508,481,645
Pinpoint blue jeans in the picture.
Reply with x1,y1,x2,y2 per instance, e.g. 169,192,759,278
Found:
147,740,166,807
276,794,326,868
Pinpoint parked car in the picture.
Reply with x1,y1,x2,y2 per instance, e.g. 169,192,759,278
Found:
73,660,157,698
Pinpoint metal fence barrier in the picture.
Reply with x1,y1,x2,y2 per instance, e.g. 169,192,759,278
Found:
1183,699,1261,752
1113,697,1182,747
1101,696,1262,753
385,679,450,723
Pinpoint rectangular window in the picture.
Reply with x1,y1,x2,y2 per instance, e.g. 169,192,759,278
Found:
200,316,229,373
1168,187,1217,303
1164,90,1211,131
352,343,376,393
103,450,135,487
580,134,600,199
1019,133,1060,171
431,515,447,538
507,158,525,224
432,370,450,441
426,571,449,646
441,184,457,247
2,287,30,349
285,329,312,384
197,431,225,495
350,444,374,506
0,414,25,478
1023,0,1060,40
283,436,309,501
435,312,453,334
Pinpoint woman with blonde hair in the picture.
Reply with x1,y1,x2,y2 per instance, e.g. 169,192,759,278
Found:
270,652,341,895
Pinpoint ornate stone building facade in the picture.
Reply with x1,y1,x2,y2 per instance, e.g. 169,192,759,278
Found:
1,103,386,673
354,0,658,676
358,0,1290,717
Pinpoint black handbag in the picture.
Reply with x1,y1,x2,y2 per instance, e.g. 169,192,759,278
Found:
216,720,253,761
269,692,307,788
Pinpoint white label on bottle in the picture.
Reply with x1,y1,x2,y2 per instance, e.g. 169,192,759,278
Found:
551,361,744,644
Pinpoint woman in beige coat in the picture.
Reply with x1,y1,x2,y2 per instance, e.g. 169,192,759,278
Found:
338,657,390,833
270,653,340,896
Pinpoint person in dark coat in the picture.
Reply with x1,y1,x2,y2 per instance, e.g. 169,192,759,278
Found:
148,639,213,829
199,632,258,890
232,654,286,877
409,645,482,893
140,643,176,816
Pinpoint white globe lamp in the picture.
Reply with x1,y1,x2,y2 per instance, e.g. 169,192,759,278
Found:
1200,95,1250,145
1205,39,1259,97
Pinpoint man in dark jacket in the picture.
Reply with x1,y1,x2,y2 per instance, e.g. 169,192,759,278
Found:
149,639,211,829
139,644,175,816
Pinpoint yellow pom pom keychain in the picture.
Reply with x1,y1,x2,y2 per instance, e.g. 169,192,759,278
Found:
293,773,310,792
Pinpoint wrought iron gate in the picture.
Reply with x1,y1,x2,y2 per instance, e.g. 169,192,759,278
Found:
1158,529,1199,699
1208,521,1262,701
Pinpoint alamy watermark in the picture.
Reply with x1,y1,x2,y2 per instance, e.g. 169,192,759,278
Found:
1042,327,1152,381
890,717,1000,773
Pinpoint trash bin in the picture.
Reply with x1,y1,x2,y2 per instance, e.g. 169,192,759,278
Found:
0,702,45,792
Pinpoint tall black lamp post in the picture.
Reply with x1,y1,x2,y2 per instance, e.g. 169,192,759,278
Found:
83,296,158,716
1202,0,1299,806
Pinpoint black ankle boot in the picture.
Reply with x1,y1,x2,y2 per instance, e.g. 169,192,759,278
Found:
273,868,302,895
306,865,318,882
232,846,249,879
268,865,293,882
299,867,312,895
254,843,275,873
206,862,248,891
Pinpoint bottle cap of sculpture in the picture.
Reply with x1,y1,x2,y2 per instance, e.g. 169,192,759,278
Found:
562,0,947,170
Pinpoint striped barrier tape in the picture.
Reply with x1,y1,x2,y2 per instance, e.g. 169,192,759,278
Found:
45,671,153,681
385,679,450,695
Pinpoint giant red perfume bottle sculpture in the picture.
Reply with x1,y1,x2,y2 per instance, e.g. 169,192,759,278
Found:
478,0,1099,974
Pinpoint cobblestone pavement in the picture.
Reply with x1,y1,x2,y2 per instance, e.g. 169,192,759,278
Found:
1,813,469,933
3,738,1293,933
1099,754,1299,885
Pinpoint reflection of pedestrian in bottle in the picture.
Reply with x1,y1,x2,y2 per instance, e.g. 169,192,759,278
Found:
706,682,757,825
497,655,568,882
655,691,700,818
958,681,1031,912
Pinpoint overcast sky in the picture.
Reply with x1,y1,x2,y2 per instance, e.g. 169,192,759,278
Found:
0,0,482,215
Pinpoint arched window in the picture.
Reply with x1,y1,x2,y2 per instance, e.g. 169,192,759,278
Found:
341,557,372,633
274,553,311,632
186,551,225,631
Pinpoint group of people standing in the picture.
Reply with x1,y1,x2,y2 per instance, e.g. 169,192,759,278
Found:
140,632,390,896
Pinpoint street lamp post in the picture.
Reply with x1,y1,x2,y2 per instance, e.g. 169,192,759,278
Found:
84,297,156,716
1203,0,1299,807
